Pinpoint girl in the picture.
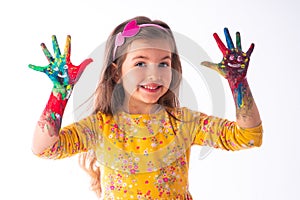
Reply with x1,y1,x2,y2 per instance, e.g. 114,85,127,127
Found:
29,16,263,199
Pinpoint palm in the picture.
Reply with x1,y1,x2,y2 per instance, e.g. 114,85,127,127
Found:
202,28,254,83
29,35,93,99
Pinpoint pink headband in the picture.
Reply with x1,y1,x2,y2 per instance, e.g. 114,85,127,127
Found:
112,19,166,60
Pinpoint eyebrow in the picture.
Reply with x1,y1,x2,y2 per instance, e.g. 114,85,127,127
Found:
131,55,171,61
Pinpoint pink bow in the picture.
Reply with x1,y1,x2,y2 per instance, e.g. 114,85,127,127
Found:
112,19,166,60
115,20,140,47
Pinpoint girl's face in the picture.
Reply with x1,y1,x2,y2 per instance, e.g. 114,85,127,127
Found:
120,39,172,113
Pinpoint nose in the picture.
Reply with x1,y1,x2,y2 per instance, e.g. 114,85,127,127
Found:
146,63,161,81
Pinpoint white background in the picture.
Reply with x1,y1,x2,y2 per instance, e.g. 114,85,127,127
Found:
1,0,300,199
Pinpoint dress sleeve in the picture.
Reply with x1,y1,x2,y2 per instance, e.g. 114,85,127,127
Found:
192,113,263,151
38,113,102,159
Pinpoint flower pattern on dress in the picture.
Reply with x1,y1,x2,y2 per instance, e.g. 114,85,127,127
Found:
39,107,263,199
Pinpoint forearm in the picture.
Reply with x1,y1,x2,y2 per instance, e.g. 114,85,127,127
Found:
228,78,261,128
29,35,92,155
32,88,68,155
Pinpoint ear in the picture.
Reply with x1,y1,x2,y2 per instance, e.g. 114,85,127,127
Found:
112,63,121,83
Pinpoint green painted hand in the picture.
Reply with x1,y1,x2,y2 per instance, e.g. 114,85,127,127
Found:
29,35,93,99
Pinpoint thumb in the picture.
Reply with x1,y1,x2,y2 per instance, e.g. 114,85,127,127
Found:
74,58,94,82
201,61,227,78
201,61,219,71
80,58,93,69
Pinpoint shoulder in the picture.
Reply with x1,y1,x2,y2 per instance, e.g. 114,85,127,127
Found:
165,106,204,120
70,112,113,128
95,111,114,123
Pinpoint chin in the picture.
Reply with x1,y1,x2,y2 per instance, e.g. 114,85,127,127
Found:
142,99,160,105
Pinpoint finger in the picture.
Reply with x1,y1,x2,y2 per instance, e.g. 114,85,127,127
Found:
246,43,255,57
28,64,47,72
79,58,93,69
201,61,219,71
75,58,94,81
64,35,71,61
224,28,234,50
41,43,54,63
52,35,61,58
201,61,227,77
236,32,242,50
213,33,227,56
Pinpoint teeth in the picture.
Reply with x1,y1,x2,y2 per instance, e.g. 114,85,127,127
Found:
142,85,158,90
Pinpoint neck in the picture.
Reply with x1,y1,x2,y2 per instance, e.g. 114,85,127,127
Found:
122,101,162,115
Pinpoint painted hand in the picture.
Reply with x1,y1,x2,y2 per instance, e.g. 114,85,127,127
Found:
201,28,254,83
29,35,93,100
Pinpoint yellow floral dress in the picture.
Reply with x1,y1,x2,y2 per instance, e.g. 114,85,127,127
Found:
39,107,263,199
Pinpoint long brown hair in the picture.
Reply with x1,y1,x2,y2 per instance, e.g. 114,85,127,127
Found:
79,16,183,198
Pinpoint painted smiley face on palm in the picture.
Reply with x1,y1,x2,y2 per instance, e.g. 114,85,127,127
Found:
219,48,249,80
43,56,69,86
223,50,248,69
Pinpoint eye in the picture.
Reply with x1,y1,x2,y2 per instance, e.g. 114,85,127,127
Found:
229,55,235,61
63,65,68,69
135,62,146,67
237,56,243,62
158,62,169,68
54,67,59,71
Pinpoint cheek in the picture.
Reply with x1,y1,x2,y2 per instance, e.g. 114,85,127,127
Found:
121,69,144,92
162,68,173,87
122,68,144,83
160,67,172,77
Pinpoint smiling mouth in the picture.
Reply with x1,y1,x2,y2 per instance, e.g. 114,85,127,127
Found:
140,84,162,92
228,63,241,68
58,74,67,78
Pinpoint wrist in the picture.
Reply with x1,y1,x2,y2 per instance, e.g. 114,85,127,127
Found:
52,84,73,100
227,77,251,109
39,90,69,135
46,91,69,115
227,76,247,90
